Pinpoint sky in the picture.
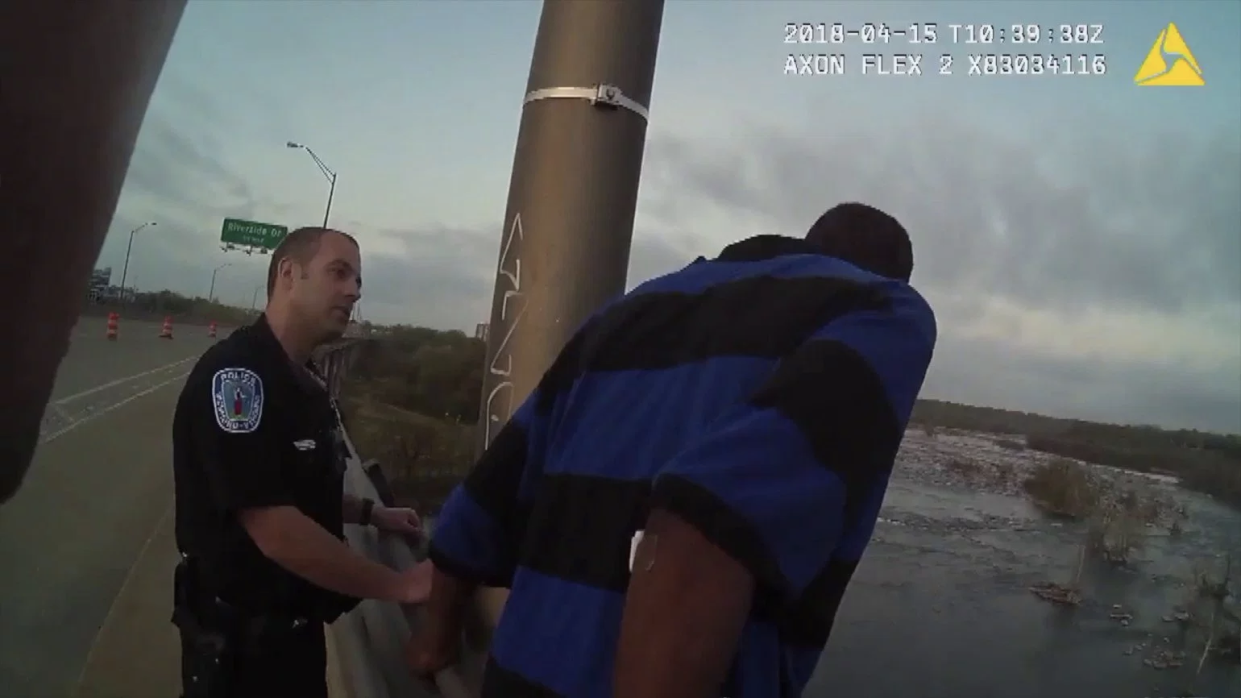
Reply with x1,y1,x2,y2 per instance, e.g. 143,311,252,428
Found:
101,0,1241,434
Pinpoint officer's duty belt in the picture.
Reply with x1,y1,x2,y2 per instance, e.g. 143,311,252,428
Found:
175,554,316,639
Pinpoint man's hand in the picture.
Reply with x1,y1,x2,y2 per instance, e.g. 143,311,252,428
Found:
396,559,434,605
241,505,432,603
406,561,474,679
406,625,459,678
374,506,422,536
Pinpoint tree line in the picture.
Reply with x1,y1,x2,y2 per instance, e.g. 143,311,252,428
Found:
338,326,1241,510
84,289,257,327
914,400,1241,507
344,325,486,423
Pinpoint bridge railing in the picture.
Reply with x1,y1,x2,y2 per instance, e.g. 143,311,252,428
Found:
316,340,487,698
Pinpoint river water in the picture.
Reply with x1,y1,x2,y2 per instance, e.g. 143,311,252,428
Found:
807,449,1241,698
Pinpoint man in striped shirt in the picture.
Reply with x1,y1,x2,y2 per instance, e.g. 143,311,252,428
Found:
409,202,937,698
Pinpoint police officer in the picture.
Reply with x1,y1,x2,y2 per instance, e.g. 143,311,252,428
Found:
172,226,431,698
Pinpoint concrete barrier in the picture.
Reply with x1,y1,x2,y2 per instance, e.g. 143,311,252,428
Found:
319,342,484,698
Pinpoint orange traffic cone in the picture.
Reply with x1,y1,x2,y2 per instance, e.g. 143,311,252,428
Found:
105,312,119,340
159,316,174,339
208,321,217,339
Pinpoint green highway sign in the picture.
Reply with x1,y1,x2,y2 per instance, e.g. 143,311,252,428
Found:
220,218,287,250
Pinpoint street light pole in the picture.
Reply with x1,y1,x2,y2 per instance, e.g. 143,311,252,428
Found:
322,169,337,229
286,141,337,227
208,262,231,302
117,221,156,304
475,0,666,455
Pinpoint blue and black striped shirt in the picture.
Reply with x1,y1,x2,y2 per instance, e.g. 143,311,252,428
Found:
429,234,937,697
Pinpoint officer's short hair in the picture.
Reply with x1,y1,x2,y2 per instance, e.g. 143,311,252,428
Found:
804,203,913,282
266,227,359,298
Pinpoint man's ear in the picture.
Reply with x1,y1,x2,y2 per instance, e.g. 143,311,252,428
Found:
278,257,296,290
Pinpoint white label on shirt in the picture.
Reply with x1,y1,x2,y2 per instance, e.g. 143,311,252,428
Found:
629,530,644,572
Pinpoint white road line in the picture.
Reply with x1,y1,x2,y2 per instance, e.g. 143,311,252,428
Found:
40,372,190,444
72,502,173,698
51,402,76,424
53,356,197,405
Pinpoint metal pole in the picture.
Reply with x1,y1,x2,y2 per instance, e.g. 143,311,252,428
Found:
118,228,136,303
323,171,336,228
287,142,336,228
475,0,665,455
118,221,153,305
209,262,229,302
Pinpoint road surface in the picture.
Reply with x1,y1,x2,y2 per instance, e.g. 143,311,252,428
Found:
0,316,218,698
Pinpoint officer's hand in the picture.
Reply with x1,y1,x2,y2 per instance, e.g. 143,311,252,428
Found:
398,559,434,605
373,506,422,537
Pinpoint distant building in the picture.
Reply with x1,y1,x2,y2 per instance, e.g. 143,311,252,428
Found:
86,267,137,303
474,323,489,341
88,267,111,291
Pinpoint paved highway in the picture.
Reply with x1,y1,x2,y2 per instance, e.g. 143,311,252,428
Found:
0,316,219,698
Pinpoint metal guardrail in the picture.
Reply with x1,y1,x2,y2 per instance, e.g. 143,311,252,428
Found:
318,340,486,698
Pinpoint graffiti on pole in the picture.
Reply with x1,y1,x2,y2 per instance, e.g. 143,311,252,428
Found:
484,213,526,445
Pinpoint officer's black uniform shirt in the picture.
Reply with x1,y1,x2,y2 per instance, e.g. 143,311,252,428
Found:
172,314,346,616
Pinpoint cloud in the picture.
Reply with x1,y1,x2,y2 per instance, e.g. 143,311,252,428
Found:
354,225,497,329
113,86,1238,432
113,90,698,331
928,332,1241,434
124,115,256,215
638,109,1241,433
104,97,309,301
642,112,1241,317
352,223,698,330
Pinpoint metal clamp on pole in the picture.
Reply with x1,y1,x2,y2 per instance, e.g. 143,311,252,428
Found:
522,83,650,122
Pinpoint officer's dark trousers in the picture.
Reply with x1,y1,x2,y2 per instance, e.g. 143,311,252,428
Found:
178,622,327,698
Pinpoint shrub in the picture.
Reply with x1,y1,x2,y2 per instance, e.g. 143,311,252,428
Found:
1180,554,1240,675
338,395,475,512
1026,434,1241,510
995,438,1026,452
945,458,984,477
1085,502,1148,564
1023,459,1100,518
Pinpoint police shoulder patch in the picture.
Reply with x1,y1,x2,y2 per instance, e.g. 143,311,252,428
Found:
211,367,265,433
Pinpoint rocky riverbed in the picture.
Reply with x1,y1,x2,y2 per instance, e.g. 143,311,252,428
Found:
805,427,1240,698
895,427,1181,498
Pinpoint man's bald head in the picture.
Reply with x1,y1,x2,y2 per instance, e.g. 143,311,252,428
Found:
265,226,362,347
805,203,913,282
266,227,359,299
